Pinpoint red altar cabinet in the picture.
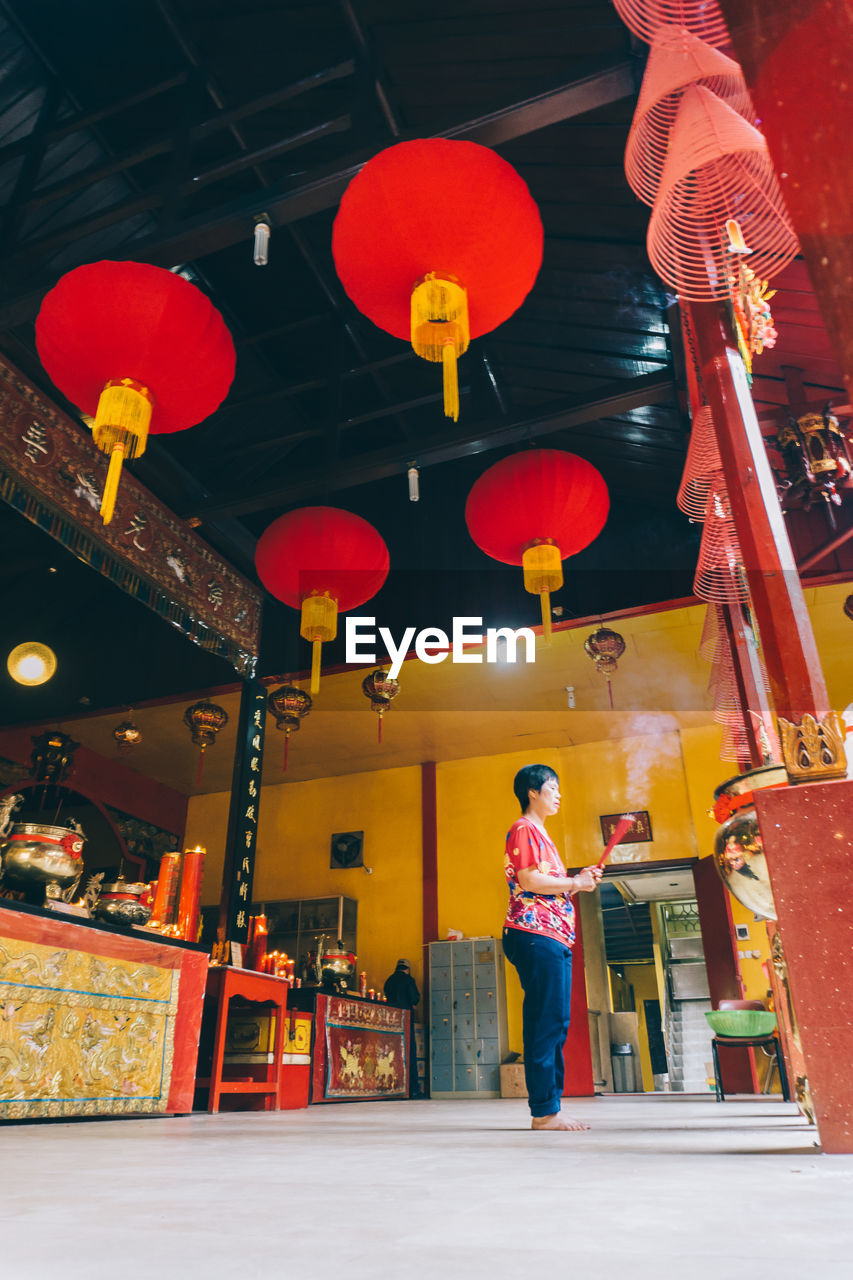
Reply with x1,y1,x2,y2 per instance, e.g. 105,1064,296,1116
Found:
310,993,410,1103
0,899,208,1120
194,966,289,1113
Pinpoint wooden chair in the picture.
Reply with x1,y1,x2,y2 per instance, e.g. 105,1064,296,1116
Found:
710,998,791,1102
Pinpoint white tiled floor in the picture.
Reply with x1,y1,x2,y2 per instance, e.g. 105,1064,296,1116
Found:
3,1094,850,1280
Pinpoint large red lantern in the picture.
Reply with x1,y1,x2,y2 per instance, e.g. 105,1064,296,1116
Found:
255,507,390,693
465,449,609,641
332,138,543,421
35,261,235,523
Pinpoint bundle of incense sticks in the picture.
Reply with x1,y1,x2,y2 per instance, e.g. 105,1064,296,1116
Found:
596,814,636,869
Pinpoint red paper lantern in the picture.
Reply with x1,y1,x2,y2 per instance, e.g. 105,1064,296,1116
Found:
332,138,543,421
465,449,609,640
255,506,390,692
35,261,235,523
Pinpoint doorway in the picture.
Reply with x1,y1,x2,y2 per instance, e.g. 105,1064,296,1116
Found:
599,864,715,1092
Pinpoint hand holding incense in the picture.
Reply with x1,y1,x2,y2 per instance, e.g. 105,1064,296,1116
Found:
596,814,636,869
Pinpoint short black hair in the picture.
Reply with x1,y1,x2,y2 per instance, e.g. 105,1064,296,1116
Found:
513,764,559,813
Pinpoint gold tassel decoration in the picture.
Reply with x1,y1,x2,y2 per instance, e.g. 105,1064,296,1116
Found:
300,592,338,694
91,378,153,524
411,273,469,421
522,540,563,644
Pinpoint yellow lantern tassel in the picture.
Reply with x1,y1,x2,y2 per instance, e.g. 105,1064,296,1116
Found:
539,592,552,643
300,591,338,695
411,274,469,421
522,541,563,647
442,343,460,422
91,378,153,525
100,442,125,525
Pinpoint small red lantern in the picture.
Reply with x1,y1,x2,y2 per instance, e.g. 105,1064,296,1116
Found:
35,261,235,523
112,709,142,753
255,507,390,693
362,669,400,743
465,449,609,641
267,684,312,771
183,700,229,786
332,139,543,421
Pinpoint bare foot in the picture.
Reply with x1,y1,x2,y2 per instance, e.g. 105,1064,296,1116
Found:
531,1113,589,1131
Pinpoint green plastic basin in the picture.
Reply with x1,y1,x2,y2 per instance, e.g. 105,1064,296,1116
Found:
705,1010,777,1037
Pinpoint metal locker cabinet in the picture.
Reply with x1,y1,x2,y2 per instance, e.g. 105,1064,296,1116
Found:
428,937,510,1098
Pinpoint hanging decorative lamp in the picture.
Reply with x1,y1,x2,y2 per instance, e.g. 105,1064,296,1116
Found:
35,261,235,523
255,506,390,694
332,139,543,421
646,86,798,301
625,26,755,206
6,641,57,686
611,0,730,48
362,668,400,743
112,709,143,752
465,449,609,642
584,627,627,708
183,700,229,786
267,684,312,771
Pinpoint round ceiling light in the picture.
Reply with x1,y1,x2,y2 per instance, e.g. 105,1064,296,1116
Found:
7,642,57,687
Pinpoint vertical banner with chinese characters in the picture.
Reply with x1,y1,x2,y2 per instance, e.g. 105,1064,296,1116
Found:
219,679,267,944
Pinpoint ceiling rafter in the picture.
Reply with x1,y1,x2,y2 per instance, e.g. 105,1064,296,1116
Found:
188,370,676,520
0,60,635,329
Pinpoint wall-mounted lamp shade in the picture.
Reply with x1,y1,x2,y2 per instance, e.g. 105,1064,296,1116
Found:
7,642,57,686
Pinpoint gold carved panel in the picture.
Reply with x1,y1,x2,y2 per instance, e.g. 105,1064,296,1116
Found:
0,933,180,1118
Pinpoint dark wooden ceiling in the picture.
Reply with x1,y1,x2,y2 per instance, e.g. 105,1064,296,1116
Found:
0,0,714,721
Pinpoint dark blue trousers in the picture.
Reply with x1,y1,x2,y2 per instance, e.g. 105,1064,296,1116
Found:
502,927,573,1117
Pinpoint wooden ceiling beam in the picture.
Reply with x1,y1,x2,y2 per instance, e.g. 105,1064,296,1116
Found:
187,369,674,520
0,61,635,329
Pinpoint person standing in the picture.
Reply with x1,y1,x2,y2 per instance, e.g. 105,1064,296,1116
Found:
502,763,602,1131
384,959,422,1097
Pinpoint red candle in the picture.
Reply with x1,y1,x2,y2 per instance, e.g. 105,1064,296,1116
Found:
150,852,180,928
249,914,268,972
177,845,205,941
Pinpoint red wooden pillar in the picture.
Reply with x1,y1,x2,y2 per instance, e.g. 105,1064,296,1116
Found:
682,301,830,723
756,780,853,1152
561,909,595,1097
693,856,756,1093
421,762,438,944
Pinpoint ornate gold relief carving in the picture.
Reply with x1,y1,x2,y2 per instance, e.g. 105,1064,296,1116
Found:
777,711,847,783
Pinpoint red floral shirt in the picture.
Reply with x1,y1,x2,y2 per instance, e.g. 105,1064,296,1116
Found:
504,817,576,949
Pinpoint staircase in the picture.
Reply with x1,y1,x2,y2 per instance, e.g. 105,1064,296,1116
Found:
666,998,714,1092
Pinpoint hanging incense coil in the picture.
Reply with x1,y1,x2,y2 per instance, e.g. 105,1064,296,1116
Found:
692,481,749,604
612,0,730,48
677,406,726,520
647,85,798,301
626,26,755,206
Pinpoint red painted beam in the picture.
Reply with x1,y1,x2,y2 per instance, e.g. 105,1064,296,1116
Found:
683,302,830,722
421,762,439,945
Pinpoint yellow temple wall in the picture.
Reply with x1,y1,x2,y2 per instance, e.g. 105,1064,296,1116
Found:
185,722,768,1060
